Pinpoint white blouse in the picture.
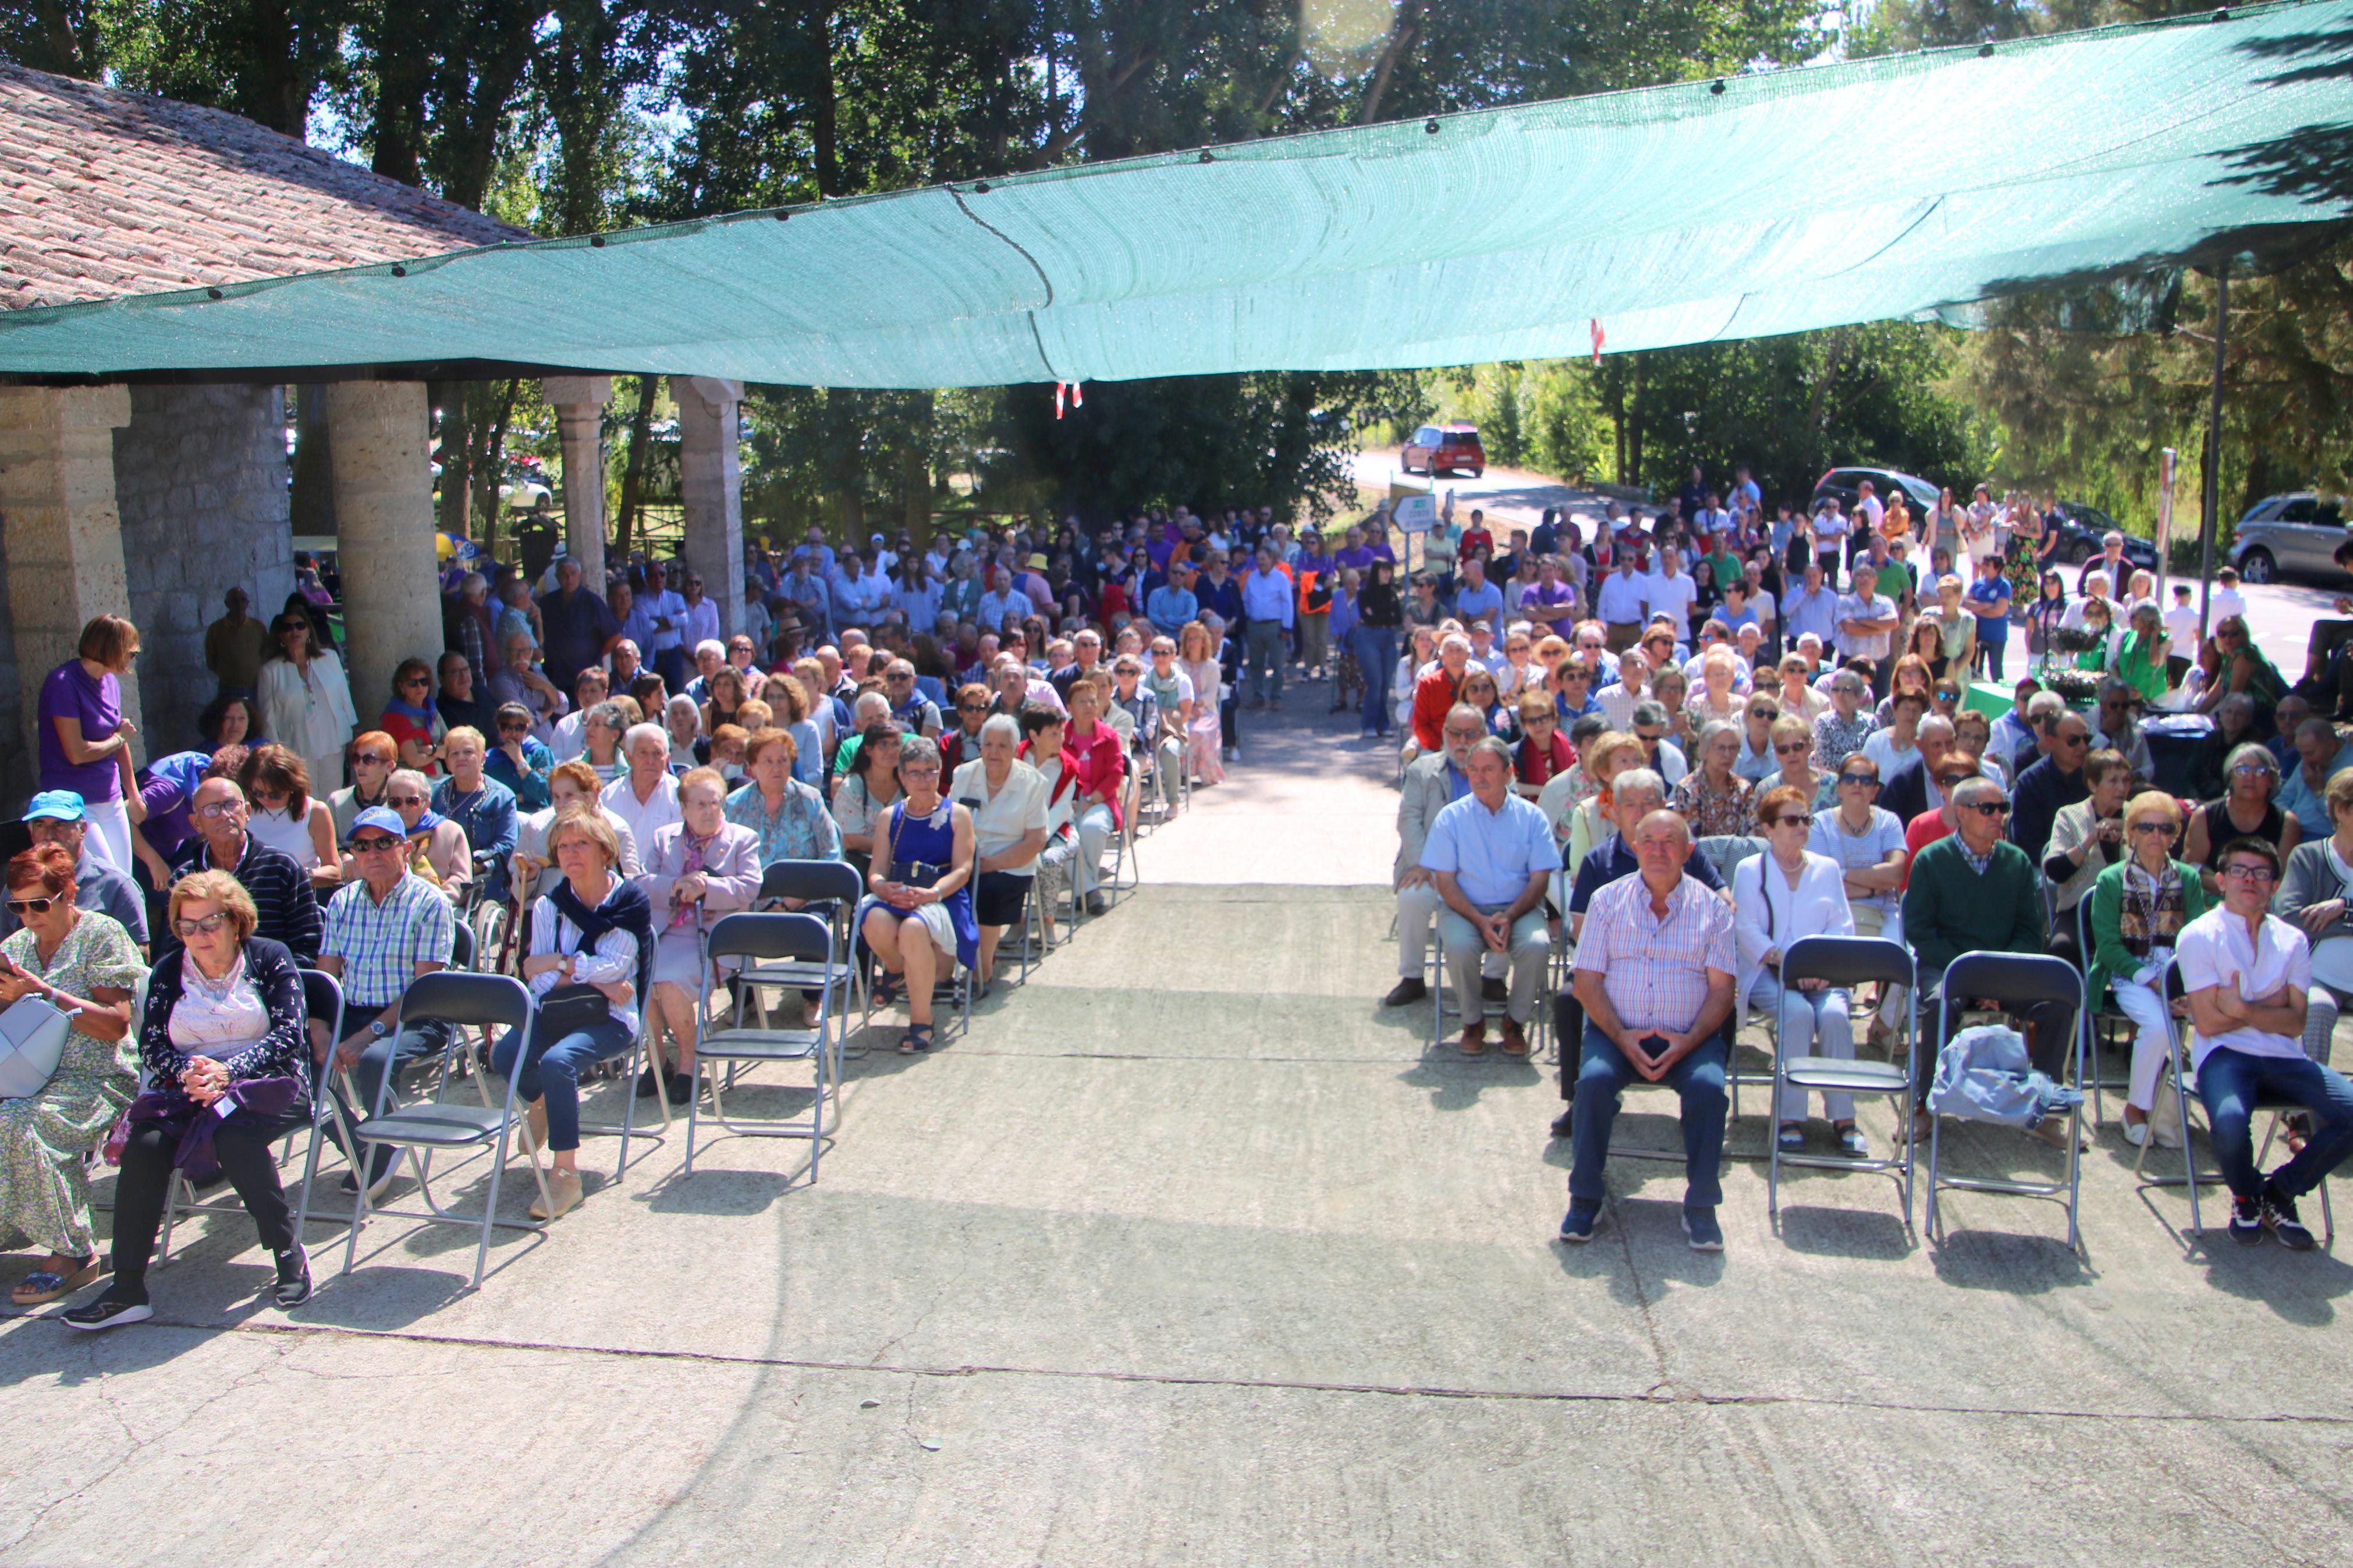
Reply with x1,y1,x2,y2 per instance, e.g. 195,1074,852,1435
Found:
1732,848,1856,1009
169,951,272,1058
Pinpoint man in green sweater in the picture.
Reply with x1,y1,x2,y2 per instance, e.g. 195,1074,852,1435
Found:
1901,774,2077,1115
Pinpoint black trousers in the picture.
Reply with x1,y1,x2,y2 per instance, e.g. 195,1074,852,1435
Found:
110,1107,307,1296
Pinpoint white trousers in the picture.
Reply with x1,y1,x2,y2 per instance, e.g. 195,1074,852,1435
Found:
80,797,133,879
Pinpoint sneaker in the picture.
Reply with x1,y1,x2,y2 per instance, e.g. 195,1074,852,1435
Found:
1557,1203,1602,1243
273,1245,312,1308
2265,1185,2317,1251
1682,1207,1725,1251
62,1295,152,1331
2228,1193,2266,1245
1381,976,1429,1008
337,1165,396,1203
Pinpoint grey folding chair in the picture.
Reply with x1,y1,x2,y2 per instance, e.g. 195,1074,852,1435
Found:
288,968,365,1240
2135,995,2337,1247
686,912,843,1179
572,1006,672,1179
1765,936,1917,1227
339,971,546,1290
744,858,868,1037
1924,951,2089,1252
2071,893,2138,1126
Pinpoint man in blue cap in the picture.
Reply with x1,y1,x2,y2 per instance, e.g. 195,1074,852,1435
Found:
5,791,148,948
313,805,456,1196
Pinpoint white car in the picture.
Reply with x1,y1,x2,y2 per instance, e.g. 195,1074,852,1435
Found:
2228,492,2350,583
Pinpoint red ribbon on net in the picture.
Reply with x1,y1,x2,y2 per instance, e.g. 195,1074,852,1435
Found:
1589,319,1605,365
1053,381,1086,419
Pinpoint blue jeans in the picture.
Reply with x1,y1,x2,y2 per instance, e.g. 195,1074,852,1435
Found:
1979,638,2006,682
1570,1025,1729,1210
490,1015,635,1152
330,1020,452,1183
1353,626,1396,734
2195,1046,2353,1203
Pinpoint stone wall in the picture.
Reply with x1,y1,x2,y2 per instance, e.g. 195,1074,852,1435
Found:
115,383,294,757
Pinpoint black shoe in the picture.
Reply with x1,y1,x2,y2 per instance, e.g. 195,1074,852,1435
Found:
1382,977,1429,1008
63,1293,152,1331
2265,1184,2317,1251
665,1071,696,1106
2229,1193,2266,1245
634,1067,662,1099
1548,1107,1575,1140
274,1245,312,1307
1481,976,1509,1005
1085,891,1110,917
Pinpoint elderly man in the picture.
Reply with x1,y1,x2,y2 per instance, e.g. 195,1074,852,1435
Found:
1901,774,2068,1126
1563,809,1740,1250
2090,679,2155,785
535,556,620,696
2178,837,2353,1248
168,778,321,964
681,639,727,705
883,660,944,736
603,723,684,848
1423,737,1557,1056
1384,707,1489,1009
203,585,268,700
1409,633,1475,755
1879,714,1957,826
1240,545,1294,709
313,805,456,1196
6,792,147,947
2010,706,2093,861
488,631,569,746
1835,563,1899,695
1144,560,1198,630
2280,716,2353,837
832,549,888,629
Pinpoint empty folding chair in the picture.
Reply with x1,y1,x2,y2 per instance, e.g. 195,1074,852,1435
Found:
2135,1003,2337,1246
1766,936,1917,1226
339,972,547,1290
744,858,866,1027
687,912,846,1178
1923,951,2089,1251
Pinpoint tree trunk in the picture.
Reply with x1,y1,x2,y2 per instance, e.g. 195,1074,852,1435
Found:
1358,0,1424,125
472,381,520,558
435,382,473,539
614,375,659,564
810,5,840,198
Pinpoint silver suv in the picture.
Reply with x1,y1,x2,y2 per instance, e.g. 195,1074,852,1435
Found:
2229,492,2349,583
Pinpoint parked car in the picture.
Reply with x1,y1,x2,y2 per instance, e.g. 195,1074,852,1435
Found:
1810,465,1941,518
1401,422,1485,479
2046,501,2160,573
2230,491,2350,584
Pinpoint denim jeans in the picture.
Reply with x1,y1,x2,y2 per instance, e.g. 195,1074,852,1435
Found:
1353,627,1396,734
490,1015,636,1152
330,1021,453,1183
2195,1046,2353,1203
1569,1025,1728,1210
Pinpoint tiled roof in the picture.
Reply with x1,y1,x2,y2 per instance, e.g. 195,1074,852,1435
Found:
0,62,527,311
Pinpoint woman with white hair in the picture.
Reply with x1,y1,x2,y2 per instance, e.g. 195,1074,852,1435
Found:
949,713,1049,993
663,694,703,772
858,735,977,1053
382,766,473,901
1672,720,1755,838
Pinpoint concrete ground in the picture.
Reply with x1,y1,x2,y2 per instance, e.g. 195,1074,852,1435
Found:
5,682,2353,1565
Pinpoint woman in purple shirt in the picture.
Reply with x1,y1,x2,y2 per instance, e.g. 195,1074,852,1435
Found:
38,615,142,877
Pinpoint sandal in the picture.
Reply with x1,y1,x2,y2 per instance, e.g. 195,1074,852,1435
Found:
897,1023,934,1055
1776,1123,1805,1153
13,1253,104,1306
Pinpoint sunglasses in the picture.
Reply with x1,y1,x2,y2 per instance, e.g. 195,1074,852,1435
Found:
2128,821,2172,835
349,835,402,854
1965,801,2011,817
1768,812,1814,829
172,911,232,937
401,675,430,688
1775,741,1810,755
1837,773,1879,788
5,895,58,915
498,720,530,733
388,795,427,809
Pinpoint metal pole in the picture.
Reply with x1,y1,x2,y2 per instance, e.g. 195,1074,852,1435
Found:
2196,259,2229,645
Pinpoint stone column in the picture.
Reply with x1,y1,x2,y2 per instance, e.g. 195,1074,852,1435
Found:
542,375,612,589
674,375,745,639
0,385,143,771
324,382,440,719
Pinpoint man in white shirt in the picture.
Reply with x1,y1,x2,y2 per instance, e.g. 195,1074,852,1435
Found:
1594,556,1648,650
2177,837,2353,1249
1809,501,1848,581
1854,479,1885,536
1834,564,1900,694
602,724,684,848
640,561,690,692
1642,550,1698,637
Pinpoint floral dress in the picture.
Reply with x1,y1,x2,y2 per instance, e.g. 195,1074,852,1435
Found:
1673,770,1756,838
0,914,145,1257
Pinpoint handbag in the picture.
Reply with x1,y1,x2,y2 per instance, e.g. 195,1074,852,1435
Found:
0,994,72,1100
537,982,611,1037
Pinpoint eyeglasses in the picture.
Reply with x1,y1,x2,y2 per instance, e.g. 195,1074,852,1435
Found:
1837,773,1879,788
195,801,243,819
1965,801,2011,817
2229,763,2271,777
388,795,427,809
2128,821,2172,835
1443,727,1486,741
172,911,232,937
1768,812,1814,829
5,895,57,915
349,835,402,854
2224,864,2279,883
1775,741,1810,755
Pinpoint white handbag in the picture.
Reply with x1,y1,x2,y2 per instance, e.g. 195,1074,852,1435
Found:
0,995,72,1100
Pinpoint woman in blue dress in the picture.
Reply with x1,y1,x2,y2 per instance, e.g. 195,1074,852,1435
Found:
857,734,978,1054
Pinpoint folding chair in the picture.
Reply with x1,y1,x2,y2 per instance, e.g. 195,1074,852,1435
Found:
2073,894,2134,1125
572,1006,672,1179
686,913,845,1178
339,971,548,1290
2135,1003,2337,1246
1702,835,1773,1119
1765,936,1917,1226
744,857,866,1024
1923,951,2089,1251
288,969,365,1240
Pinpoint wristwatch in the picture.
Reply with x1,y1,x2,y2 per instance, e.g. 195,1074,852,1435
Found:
369,1020,389,1040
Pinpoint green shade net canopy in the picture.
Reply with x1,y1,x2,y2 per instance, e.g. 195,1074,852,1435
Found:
3,1,2348,386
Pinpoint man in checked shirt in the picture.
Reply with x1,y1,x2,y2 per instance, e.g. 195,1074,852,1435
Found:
1561,808,1739,1251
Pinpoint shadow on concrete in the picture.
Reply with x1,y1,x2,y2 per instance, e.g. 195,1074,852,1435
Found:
1926,1229,2093,1293
1770,1203,1915,1261
2195,1246,2353,1327
1395,1046,1544,1110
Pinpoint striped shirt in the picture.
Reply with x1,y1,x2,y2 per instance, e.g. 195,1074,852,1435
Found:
1574,872,1737,1036
169,833,321,966
323,871,456,1010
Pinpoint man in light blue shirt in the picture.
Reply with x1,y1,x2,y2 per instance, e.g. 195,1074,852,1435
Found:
780,556,832,642
1779,561,1839,649
978,579,1035,633
1452,556,1504,630
639,560,690,691
1145,562,1199,630
1421,736,1558,1055
831,550,888,629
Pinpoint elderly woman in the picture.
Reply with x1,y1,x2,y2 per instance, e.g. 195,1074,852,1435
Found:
1734,695,1783,784
65,872,308,1329
2112,600,2170,705
1689,648,1744,728
1564,730,1647,874
1456,665,1506,737
939,681,993,777
724,635,769,701
1739,787,1864,1156
2086,791,2210,1151
384,767,474,902
493,806,652,1221
328,730,399,842
2043,748,2133,963
37,614,145,876
858,735,978,1054
1511,694,1574,800
725,727,842,867
949,713,1049,991
0,845,142,1307
578,700,630,785
761,669,826,790
2192,615,2287,724
1812,668,1876,776
832,721,905,870
240,742,340,892
1061,678,1128,917
663,695,704,773
2184,741,2301,895
512,758,645,905
1756,716,1830,810
1391,625,1436,738
1774,652,1829,724
258,609,359,797
1952,708,2007,788
640,767,761,1104
1673,720,1755,838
